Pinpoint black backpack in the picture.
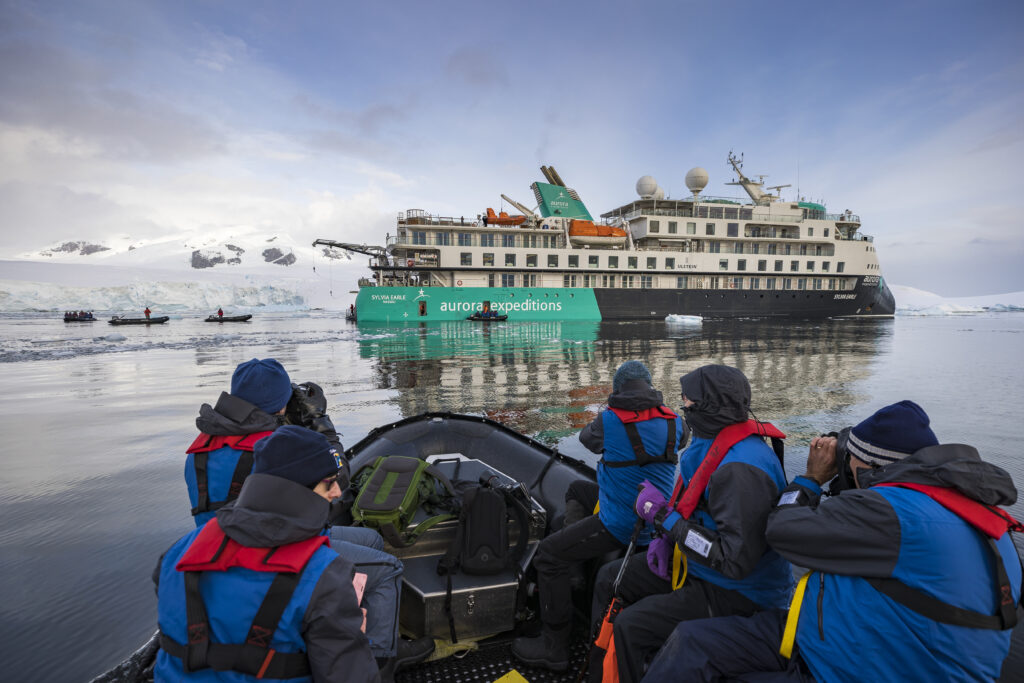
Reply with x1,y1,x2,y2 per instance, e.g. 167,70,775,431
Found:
436,474,531,641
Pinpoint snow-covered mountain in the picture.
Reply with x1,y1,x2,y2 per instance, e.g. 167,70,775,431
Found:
1,232,368,312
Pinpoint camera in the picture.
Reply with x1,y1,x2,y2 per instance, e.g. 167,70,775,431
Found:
284,381,343,449
824,426,855,495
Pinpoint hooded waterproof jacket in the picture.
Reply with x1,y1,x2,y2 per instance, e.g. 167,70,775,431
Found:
155,473,380,683
769,444,1023,682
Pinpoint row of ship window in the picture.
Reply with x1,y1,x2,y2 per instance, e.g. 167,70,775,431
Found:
646,220,829,240
481,273,853,291
457,252,846,273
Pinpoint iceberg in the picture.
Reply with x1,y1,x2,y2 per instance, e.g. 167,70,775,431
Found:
892,285,1024,316
665,314,703,325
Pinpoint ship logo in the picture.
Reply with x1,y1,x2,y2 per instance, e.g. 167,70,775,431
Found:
413,289,430,300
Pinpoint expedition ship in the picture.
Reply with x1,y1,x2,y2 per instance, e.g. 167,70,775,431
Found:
315,154,895,322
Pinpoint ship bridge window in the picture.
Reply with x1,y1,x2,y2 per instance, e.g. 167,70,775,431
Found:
724,208,738,220
687,222,696,235
461,252,472,266
628,257,638,269
542,235,551,248
569,255,579,268
737,259,747,271
483,252,494,266
527,254,538,267
412,231,427,245
727,223,739,237
740,208,753,220
709,207,723,219
608,256,619,268
669,221,678,234
665,257,675,269
480,234,495,247
548,254,558,267
650,220,660,233
647,257,657,270
837,261,845,273
706,223,716,235
458,233,472,246
525,235,537,248
502,234,516,248
438,233,451,246
506,254,516,266
589,255,599,268
719,259,729,271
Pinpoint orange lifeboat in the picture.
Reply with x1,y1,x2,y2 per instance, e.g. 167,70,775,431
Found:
568,219,628,246
485,207,527,226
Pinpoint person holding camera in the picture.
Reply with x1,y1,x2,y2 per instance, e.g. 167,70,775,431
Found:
156,426,381,682
511,360,684,672
642,400,1023,682
591,364,794,683
183,358,432,677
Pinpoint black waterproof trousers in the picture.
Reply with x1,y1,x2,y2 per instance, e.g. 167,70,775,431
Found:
533,489,624,629
642,608,816,682
591,552,761,683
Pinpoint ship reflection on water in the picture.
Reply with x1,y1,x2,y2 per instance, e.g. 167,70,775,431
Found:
355,319,893,450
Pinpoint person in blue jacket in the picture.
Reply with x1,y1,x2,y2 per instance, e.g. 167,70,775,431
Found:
643,400,1023,682
512,360,684,672
155,426,380,682
591,364,794,683
183,359,432,675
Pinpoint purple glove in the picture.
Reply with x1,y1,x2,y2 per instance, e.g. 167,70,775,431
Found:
647,536,672,580
635,479,667,524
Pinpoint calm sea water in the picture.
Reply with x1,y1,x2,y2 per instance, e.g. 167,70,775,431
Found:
1,312,1022,681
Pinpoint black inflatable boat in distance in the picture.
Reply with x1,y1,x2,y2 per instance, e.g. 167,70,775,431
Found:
466,313,508,321
203,314,252,322
108,316,170,325
90,412,598,683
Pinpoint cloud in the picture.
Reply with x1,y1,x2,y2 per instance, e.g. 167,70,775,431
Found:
444,47,509,88
193,25,250,72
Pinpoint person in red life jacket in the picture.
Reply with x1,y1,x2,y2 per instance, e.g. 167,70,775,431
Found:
155,425,381,682
589,364,794,683
511,360,684,672
144,306,151,319
217,307,224,317
642,400,1023,682
185,358,297,527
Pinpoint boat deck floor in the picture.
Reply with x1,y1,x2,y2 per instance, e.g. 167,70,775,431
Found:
397,629,591,683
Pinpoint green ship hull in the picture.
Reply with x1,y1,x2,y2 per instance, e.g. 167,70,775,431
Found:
354,286,602,322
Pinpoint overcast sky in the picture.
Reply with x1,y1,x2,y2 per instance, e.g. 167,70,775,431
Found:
1,0,1022,295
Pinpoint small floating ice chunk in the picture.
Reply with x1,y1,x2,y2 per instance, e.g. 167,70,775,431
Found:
665,314,703,325
96,333,126,342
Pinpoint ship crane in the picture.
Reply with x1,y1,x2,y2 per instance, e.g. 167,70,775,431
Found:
500,194,539,226
312,239,389,265
725,151,785,206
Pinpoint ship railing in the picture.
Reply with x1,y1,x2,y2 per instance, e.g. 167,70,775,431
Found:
829,213,861,223
357,278,376,287
399,211,481,227
845,232,874,242
387,234,566,249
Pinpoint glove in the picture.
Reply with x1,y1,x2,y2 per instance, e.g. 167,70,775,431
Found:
647,536,673,581
635,480,667,524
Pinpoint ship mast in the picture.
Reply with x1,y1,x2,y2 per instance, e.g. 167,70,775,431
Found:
725,151,781,206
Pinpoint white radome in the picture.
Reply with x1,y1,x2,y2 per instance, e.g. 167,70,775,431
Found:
636,175,658,198
685,167,709,194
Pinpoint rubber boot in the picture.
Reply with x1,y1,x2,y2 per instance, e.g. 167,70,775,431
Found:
395,636,435,671
511,623,571,672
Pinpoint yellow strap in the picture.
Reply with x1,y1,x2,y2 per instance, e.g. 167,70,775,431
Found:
780,571,813,658
593,501,600,514
671,543,687,590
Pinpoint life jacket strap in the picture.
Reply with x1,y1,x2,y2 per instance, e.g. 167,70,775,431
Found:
599,408,679,468
780,571,813,658
188,431,272,517
669,420,786,520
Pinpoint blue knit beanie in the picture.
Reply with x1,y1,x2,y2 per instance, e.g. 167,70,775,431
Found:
613,360,652,393
252,425,342,488
848,400,938,467
231,358,293,414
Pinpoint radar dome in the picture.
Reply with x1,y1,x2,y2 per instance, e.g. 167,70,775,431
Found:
636,175,658,199
652,187,665,200
685,167,709,195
